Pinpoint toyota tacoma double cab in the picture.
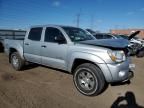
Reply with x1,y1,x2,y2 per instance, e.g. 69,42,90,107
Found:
4,25,134,96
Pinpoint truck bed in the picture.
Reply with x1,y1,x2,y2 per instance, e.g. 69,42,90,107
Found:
0,29,25,51
4,39,24,55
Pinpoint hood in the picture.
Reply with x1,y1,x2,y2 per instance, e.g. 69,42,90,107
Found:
78,39,129,50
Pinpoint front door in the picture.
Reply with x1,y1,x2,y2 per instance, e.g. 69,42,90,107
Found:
41,27,68,70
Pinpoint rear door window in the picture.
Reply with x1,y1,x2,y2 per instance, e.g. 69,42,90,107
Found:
28,27,42,41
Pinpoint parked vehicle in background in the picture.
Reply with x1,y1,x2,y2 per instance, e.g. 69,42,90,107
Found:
0,29,26,52
93,33,122,39
115,31,144,57
86,29,144,58
4,25,134,96
114,34,129,40
86,29,123,40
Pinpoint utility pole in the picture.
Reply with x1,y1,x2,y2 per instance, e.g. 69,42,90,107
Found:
76,13,80,27
76,8,82,28
90,15,94,30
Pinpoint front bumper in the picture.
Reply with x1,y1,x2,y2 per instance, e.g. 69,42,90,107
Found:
4,48,9,56
106,58,135,82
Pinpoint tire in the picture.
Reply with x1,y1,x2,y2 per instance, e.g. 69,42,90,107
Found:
73,63,106,96
136,47,144,58
10,52,25,71
0,43,4,52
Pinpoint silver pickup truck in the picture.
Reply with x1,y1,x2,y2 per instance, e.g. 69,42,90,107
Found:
4,25,134,96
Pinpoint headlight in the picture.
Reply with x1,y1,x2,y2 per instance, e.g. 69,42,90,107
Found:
108,50,126,63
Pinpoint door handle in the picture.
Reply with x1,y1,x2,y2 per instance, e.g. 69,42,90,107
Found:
25,43,29,45
41,45,47,48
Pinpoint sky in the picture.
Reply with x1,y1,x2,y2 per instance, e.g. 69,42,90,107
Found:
0,0,144,32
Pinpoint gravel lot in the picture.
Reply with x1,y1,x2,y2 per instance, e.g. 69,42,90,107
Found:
0,53,144,108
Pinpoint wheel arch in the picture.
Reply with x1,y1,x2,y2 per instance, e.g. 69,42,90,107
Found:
71,58,101,74
68,52,105,72
9,48,24,63
68,52,113,82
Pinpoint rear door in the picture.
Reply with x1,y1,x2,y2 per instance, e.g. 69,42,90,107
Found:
24,27,43,64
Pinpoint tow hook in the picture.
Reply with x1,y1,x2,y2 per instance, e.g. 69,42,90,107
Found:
128,70,134,79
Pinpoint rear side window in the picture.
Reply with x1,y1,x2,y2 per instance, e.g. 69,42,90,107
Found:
28,27,42,41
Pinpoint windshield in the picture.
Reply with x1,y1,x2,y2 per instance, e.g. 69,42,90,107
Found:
62,27,95,42
86,29,96,34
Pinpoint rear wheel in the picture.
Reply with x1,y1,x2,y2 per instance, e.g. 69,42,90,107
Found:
73,63,106,96
10,52,25,71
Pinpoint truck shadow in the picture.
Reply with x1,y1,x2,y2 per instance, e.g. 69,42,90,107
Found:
0,43,4,52
111,91,144,108
110,80,131,86
22,63,39,70
0,48,4,53
22,63,71,75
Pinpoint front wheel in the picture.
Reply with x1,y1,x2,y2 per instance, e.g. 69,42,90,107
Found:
136,47,144,58
10,52,25,71
73,63,106,96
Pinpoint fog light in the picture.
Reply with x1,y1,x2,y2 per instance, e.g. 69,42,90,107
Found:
119,71,126,77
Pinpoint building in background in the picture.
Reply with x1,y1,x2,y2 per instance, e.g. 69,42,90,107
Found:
110,29,144,39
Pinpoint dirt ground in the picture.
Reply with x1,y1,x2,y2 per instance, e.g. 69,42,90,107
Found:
0,53,144,108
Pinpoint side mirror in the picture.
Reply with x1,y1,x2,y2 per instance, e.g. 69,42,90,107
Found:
54,36,66,44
